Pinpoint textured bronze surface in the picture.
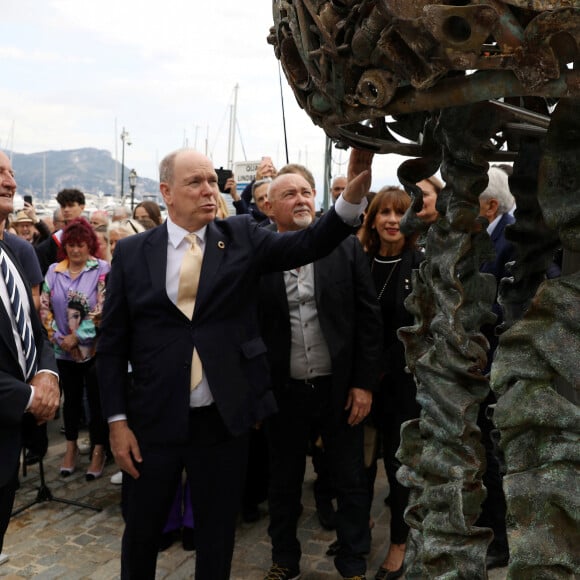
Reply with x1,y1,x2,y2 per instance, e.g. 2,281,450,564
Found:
397,104,502,577
270,2,579,578
490,99,580,578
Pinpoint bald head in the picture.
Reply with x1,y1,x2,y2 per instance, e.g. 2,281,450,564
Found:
267,173,316,232
0,151,17,221
331,176,347,201
159,148,219,231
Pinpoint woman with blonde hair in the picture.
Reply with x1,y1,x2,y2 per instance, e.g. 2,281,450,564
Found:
108,219,144,256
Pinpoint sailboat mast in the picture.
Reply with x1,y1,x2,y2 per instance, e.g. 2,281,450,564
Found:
227,83,239,169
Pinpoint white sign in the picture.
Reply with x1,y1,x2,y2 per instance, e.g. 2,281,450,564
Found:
233,160,261,193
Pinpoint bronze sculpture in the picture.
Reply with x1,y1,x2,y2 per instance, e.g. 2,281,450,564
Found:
270,2,579,578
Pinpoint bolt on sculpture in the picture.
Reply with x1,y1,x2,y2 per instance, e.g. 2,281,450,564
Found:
270,2,579,578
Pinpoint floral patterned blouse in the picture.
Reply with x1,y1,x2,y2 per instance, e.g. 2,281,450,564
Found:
40,257,110,362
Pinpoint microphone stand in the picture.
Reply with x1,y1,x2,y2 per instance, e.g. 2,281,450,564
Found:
11,449,102,517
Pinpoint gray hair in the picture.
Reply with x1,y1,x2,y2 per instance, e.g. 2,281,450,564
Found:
252,178,272,200
479,166,515,215
112,206,130,219
159,148,195,184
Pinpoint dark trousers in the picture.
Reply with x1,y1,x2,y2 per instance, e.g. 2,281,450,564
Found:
380,411,411,544
242,426,269,511
120,404,249,580
475,394,508,552
57,358,108,446
0,465,18,553
265,379,370,577
311,437,336,508
369,373,421,545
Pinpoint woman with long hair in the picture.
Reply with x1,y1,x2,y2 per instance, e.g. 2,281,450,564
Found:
40,217,110,480
358,186,423,580
133,200,163,227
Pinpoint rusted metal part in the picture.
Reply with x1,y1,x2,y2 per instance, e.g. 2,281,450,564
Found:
503,0,580,9
269,1,580,154
396,103,504,577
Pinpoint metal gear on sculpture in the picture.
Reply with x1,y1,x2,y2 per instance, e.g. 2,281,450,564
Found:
270,2,579,578
268,1,579,156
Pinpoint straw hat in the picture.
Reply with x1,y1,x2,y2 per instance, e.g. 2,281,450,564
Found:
13,211,34,224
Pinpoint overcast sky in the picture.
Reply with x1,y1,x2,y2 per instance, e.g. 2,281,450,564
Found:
1,0,407,194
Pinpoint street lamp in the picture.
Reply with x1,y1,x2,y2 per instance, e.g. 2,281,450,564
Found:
129,169,137,211
120,127,131,200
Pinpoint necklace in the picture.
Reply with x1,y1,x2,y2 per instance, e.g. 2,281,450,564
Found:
372,256,401,300
68,266,85,275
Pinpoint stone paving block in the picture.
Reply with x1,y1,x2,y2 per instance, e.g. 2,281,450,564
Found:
71,533,96,547
34,566,74,580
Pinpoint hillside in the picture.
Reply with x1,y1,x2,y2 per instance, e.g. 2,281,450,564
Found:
3,148,159,201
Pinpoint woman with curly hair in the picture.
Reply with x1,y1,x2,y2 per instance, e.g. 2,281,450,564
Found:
40,217,110,480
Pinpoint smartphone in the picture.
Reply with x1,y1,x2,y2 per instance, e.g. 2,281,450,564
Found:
23,195,33,205
215,167,233,193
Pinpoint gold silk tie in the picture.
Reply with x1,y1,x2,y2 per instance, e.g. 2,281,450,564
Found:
176,233,203,390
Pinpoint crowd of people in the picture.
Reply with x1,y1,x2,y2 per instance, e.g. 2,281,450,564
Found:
0,146,542,580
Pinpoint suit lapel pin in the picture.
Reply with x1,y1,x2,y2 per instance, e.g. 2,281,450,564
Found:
217,241,225,249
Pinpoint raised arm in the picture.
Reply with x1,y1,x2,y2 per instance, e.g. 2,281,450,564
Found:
342,149,374,205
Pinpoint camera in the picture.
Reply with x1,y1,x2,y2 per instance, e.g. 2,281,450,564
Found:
23,195,33,205
215,167,233,193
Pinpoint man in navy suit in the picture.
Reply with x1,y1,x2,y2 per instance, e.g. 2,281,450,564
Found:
96,148,374,579
477,166,516,570
0,150,60,556
258,171,382,580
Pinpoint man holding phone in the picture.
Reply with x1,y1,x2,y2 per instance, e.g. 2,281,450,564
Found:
235,157,277,222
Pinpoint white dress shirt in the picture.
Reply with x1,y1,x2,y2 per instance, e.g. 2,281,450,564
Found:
166,216,214,408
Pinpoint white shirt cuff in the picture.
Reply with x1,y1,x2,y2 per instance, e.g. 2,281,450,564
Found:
334,194,368,226
26,385,35,411
108,414,128,423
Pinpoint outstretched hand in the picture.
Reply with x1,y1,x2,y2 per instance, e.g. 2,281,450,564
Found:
342,149,374,205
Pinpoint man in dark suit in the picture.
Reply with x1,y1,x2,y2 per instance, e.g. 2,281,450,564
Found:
0,150,60,556
477,166,516,570
96,148,374,580
259,172,382,580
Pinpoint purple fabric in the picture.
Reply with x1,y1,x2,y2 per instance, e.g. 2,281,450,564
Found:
163,478,194,532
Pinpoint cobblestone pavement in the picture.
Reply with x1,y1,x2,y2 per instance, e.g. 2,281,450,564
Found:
1,424,508,579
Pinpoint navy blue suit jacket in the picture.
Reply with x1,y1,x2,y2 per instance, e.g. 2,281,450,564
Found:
0,241,57,487
480,212,516,362
480,212,516,284
97,208,357,445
